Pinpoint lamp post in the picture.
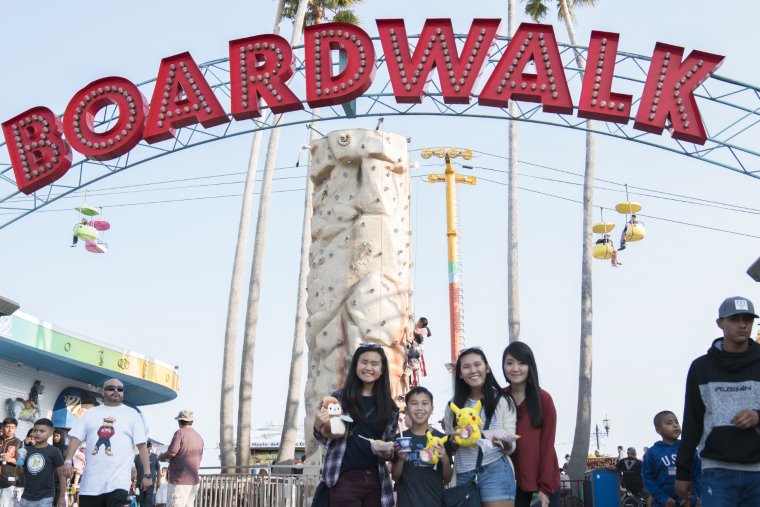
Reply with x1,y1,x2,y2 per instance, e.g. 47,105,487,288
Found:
423,147,476,365
592,415,612,452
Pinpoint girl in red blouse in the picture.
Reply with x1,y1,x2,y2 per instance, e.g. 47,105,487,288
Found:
502,342,561,507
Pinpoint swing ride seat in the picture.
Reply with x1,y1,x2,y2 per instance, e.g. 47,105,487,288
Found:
592,222,615,234
593,242,614,260
90,219,110,231
73,224,98,241
623,223,646,242
84,240,108,254
615,201,642,214
75,205,101,217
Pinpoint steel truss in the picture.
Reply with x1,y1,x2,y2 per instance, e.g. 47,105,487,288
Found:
0,34,758,229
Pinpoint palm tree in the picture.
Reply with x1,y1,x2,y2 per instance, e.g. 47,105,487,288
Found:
507,0,521,343
276,0,363,466
233,0,309,470
283,0,362,26
219,0,288,472
525,0,598,481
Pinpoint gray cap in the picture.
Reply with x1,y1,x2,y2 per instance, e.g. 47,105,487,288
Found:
718,296,759,319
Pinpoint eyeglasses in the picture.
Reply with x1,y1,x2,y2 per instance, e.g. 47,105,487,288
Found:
104,386,124,392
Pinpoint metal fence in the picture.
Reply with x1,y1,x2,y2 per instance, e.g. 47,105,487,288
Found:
195,468,592,507
196,466,321,507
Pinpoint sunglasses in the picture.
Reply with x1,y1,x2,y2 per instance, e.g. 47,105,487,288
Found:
104,386,124,392
358,343,383,350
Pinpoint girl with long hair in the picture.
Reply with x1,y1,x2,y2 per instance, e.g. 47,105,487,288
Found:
502,342,560,507
444,347,518,507
314,343,400,507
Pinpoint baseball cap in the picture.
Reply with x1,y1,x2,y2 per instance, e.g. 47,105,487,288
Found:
718,296,759,319
174,410,194,422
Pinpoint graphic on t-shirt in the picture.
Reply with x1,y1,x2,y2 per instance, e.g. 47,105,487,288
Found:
27,452,45,474
404,442,435,468
93,416,116,456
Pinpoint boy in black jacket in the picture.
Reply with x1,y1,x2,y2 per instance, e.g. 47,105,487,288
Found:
675,296,760,506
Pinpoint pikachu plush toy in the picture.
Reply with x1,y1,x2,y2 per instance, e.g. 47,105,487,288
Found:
419,431,449,465
449,400,483,447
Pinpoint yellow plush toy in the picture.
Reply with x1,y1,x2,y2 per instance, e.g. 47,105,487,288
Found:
419,431,449,465
449,400,483,447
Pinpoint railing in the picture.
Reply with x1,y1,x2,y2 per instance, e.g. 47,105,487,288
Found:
195,467,593,507
196,466,322,507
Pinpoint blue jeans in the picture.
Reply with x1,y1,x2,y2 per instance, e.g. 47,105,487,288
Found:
702,467,760,507
457,456,517,502
0,487,14,507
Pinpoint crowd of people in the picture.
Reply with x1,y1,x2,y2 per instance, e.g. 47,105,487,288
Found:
314,295,760,507
3,294,760,507
0,379,204,507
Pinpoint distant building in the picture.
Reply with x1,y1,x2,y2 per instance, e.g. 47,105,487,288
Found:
0,310,178,436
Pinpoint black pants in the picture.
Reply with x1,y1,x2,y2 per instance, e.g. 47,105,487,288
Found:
79,489,130,507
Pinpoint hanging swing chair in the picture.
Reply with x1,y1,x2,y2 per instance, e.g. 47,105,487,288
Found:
84,239,108,254
593,241,615,260
623,221,647,242
616,185,647,243
73,224,98,241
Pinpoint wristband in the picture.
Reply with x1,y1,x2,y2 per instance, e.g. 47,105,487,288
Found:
64,459,73,465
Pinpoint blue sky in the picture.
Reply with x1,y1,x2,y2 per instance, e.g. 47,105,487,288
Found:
1,0,759,464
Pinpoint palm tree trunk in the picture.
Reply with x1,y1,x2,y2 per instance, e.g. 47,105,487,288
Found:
235,0,308,470
507,0,520,343
220,130,263,472
221,0,287,472
277,119,316,463
558,0,596,481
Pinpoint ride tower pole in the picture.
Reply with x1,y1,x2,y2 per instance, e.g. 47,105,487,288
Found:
423,148,476,366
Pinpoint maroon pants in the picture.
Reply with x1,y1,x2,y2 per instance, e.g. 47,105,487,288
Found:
329,468,382,507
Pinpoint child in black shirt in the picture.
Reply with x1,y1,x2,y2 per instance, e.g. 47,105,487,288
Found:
392,386,452,507
19,418,64,507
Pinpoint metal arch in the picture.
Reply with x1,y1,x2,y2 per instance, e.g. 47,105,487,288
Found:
1,34,759,230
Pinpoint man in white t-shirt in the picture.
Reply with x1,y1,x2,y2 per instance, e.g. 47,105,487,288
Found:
62,379,152,507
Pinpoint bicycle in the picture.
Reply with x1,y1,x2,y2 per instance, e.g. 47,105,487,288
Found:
619,488,649,507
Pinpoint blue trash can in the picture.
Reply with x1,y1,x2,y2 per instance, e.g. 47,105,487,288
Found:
585,468,618,507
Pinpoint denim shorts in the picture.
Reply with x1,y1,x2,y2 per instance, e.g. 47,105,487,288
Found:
457,456,517,502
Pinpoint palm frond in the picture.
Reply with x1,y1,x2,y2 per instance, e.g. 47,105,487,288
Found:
331,9,360,25
524,0,550,22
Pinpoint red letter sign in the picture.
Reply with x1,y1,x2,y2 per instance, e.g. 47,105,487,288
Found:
305,23,376,108
144,52,229,143
229,35,302,119
62,77,148,161
578,31,632,123
479,23,573,114
2,107,73,195
377,18,500,104
634,43,724,144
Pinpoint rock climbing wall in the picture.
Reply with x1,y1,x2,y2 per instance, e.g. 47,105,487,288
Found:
304,128,414,461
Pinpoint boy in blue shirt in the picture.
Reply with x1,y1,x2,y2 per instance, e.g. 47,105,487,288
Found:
643,411,700,507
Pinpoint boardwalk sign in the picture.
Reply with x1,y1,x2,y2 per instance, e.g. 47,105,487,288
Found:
2,19,723,195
